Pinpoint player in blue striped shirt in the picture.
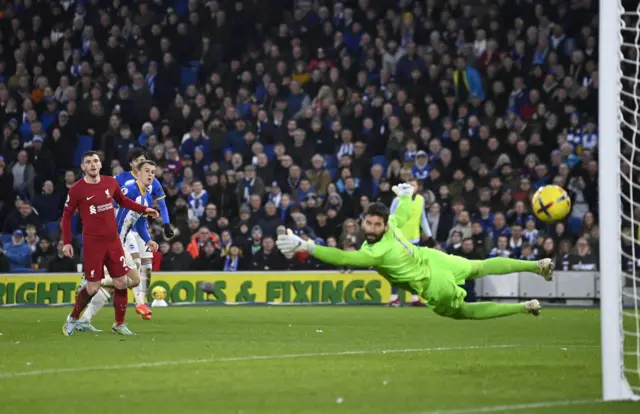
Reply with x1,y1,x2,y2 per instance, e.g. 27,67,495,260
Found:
115,149,172,314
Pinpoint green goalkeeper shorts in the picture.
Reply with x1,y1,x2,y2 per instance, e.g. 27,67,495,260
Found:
421,249,473,316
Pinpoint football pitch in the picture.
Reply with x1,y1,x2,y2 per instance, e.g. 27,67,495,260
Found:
0,306,638,414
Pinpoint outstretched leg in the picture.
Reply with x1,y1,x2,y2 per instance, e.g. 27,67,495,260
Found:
433,300,542,320
468,258,553,281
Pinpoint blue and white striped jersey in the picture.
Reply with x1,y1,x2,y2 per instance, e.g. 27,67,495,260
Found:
114,180,152,244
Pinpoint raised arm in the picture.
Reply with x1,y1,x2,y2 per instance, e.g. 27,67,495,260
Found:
112,184,148,215
390,194,413,228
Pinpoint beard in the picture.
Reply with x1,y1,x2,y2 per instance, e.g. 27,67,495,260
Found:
364,232,383,244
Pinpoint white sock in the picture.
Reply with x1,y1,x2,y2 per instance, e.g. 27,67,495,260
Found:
390,294,399,301
79,288,110,323
411,294,420,302
133,262,151,305
101,276,114,288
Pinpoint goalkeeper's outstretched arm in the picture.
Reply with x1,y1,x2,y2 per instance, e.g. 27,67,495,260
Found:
312,245,383,268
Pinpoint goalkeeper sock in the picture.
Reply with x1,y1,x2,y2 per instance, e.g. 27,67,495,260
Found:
79,288,110,323
469,258,538,280
133,262,151,305
454,302,526,320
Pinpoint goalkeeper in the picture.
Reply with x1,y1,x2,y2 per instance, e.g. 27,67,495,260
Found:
276,183,552,319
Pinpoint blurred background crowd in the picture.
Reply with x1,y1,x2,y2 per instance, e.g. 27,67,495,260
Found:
0,0,619,274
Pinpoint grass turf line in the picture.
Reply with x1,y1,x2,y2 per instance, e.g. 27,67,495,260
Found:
0,307,638,414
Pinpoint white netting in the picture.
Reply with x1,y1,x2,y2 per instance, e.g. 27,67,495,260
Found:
619,0,640,393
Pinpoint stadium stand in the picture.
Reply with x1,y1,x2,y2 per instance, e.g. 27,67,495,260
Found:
0,0,605,275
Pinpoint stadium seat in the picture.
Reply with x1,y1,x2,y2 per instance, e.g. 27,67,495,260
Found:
180,66,197,90
73,135,94,167
372,155,387,170
325,155,337,169
0,234,12,246
264,145,275,161
71,215,80,235
45,222,59,238
568,216,583,235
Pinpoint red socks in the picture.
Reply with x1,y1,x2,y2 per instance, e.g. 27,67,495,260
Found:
113,288,128,325
71,287,93,319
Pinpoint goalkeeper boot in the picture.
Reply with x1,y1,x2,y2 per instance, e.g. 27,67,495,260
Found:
76,320,103,333
536,258,554,281
62,314,78,336
524,299,542,316
135,303,152,320
112,323,136,336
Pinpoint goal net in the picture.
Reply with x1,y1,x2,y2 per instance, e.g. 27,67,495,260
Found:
602,0,640,400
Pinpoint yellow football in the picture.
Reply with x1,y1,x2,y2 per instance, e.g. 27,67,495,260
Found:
531,185,571,223
152,285,167,300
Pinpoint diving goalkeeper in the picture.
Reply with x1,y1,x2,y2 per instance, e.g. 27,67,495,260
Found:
276,183,552,319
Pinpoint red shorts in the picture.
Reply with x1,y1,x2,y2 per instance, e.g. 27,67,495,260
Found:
83,235,130,281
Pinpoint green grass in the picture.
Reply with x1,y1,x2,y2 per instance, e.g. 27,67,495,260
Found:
0,306,638,414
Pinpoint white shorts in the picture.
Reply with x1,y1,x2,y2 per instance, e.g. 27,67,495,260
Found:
125,231,153,260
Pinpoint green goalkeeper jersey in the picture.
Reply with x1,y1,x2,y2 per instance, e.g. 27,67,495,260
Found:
313,195,432,296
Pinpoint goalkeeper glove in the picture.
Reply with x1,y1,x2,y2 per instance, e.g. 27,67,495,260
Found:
164,224,175,238
276,229,316,254
392,183,415,197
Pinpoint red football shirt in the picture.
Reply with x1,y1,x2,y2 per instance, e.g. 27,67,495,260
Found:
61,175,147,245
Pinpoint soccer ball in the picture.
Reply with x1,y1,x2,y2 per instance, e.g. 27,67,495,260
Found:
531,185,571,223
152,286,167,300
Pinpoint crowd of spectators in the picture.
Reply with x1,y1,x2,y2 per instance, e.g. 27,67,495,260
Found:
0,0,611,274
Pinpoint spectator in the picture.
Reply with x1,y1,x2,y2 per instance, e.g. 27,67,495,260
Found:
191,241,222,271
10,150,36,199
489,235,513,259
187,227,221,259
570,237,599,271
162,241,194,271
3,200,40,234
223,244,247,272
32,237,55,271
47,240,77,273
188,181,209,219
32,181,60,224
5,230,32,272
250,236,284,271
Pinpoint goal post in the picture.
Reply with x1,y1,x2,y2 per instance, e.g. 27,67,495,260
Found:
600,0,640,401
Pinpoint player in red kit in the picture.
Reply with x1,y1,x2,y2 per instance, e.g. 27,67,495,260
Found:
61,151,159,336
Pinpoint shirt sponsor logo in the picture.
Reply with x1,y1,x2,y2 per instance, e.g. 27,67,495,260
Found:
89,203,114,215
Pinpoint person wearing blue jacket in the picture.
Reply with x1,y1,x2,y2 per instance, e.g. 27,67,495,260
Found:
5,230,32,272
453,56,485,103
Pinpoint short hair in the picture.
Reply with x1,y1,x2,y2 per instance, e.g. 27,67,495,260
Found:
82,151,99,162
364,202,390,223
136,160,156,171
128,148,146,164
